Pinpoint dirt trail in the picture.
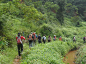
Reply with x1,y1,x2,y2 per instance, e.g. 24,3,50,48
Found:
63,50,77,64
13,56,21,64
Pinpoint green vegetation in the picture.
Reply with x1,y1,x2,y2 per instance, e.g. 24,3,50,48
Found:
0,0,86,64
21,41,77,64
75,45,86,64
0,47,17,64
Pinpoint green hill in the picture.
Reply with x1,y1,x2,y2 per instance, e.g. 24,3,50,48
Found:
0,0,86,64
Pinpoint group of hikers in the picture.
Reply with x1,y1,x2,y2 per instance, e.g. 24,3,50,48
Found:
16,32,63,57
16,32,86,58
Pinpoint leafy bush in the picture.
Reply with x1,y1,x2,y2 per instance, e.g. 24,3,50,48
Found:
40,24,53,36
0,46,17,64
53,28,63,37
75,45,86,64
21,41,76,64
0,36,8,50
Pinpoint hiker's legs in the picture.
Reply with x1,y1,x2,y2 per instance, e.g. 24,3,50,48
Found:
48,40,50,42
21,43,23,52
73,40,76,43
33,40,36,46
44,41,45,44
34,40,36,45
17,44,21,56
38,40,41,44
29,41,32,48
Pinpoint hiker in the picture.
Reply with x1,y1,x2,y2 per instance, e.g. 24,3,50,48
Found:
42,35,46,44
59,36,62,41
48,35,51,42
53,35,56,41
27,34,33,48
38,34,42,44
34,32,38,38
32,32,37,45
83,36,86,43
16,33,25,56
73,36,76,43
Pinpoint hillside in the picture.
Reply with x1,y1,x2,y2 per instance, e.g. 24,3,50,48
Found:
0,0,86,64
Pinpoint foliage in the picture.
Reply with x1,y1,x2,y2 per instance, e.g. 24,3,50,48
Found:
0,46,17,64
21,41,76,64
71,0,86,21
56,0,66,25
0,1,46,46
65,3,78,16
0,0,86,64
0,36,8,50
40,24,53,36
70,16,82,26
75,45,86,64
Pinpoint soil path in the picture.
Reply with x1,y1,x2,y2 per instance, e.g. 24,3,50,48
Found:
13,56,21,64
63,50,77,64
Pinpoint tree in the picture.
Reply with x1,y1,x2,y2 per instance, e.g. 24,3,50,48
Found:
56,0,66,25
65,3,78,16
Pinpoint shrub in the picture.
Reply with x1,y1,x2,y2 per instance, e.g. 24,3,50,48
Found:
40,24,53,36
21,41,76,64
75,45,86,64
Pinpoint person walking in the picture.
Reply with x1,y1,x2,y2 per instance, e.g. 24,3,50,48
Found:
32,32,37,45
42,35,46,44
48,35,51,42
73,36,76,43
27,34,33,48
16,33,25,57
83,36,85,43
38,34,42,44
53,35,56,41
59,36,62,41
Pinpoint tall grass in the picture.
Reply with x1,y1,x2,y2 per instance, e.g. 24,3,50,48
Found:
75,44,86,64
21,41,77,64
0,46,18,64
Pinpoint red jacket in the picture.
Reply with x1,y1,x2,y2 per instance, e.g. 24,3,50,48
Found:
16,36,25,41
59,37,62,41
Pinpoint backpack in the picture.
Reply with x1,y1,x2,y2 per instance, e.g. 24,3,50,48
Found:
33,33,36,40
83,37,85,40
29,35,32,41
43,36,46,41
55,36,56,39
48,37,51,40
43,37,44,41
17,37,22,44
73,37,76,40
53,36,56,41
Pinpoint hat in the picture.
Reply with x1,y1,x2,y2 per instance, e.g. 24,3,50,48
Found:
18,33,20,35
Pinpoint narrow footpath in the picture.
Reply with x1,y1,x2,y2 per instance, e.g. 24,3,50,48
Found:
63,50,77,64
13,56,21,64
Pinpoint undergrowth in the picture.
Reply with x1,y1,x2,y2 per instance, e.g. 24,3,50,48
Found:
21,41,77,64
75,44,86,64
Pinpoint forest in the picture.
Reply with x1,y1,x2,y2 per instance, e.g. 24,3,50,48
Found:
0,0,86,64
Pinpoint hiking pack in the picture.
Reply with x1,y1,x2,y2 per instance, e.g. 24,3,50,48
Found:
17,37,22,44
53,36,56,41
29,35,33,41
48,37,51,40
33,33,36,40
83,37,85,41
43,36,46,41
73,37,76,40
